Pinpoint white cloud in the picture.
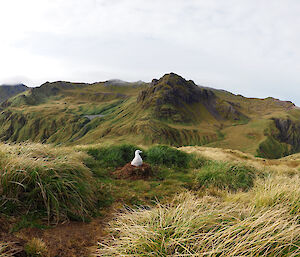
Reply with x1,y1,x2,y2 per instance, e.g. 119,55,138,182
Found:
0,0,300,104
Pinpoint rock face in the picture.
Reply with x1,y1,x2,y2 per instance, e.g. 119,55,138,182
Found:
112,163,153,180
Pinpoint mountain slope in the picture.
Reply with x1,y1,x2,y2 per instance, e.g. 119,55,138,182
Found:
0,84,28,103
0,73,299,158
137,73,248,123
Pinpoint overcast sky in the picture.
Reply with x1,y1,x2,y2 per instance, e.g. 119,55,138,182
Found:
1,0,300,105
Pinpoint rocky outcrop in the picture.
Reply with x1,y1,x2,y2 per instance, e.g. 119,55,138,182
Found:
137,73,215,122
137,73,247,123
138,73,215,107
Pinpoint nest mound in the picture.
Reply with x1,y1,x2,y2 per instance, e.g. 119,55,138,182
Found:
112,163,153,180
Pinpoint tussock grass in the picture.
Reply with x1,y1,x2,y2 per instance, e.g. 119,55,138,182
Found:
87,144,141,168
0,142,97,223
197,161,256,191
86,144,193,169
180,145,300,175
254,175,300,215
146,145,190,168
97,192,300,256
229,175,300,216
24,238,49,257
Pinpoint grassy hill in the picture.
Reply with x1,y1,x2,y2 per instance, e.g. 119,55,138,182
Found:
0,84,28,103
0,73,299,158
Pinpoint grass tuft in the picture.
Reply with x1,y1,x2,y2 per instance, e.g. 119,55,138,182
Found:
196,161,256,191
87,144,141,168
97,192,300,256
250,175,300,216
0,142,97,223
146,145,190,168
24,238,49,257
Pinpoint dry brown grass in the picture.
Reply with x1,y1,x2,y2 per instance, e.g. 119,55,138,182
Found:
0,242,22,257
227,175,300,216
180,145,300,175
24,238,49,257
97,192,300,256
0,243,9,257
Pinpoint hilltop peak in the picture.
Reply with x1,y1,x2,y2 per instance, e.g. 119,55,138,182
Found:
139,73,214,107
151,73,196,87
137,73,217,122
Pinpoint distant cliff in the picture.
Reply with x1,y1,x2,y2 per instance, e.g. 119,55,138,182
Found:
257,117,300,159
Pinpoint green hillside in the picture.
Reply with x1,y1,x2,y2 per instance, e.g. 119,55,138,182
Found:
0,75,299,256
0,73,299,158
0,84,28,103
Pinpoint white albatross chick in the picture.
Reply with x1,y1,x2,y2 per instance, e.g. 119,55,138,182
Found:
131,150,143,167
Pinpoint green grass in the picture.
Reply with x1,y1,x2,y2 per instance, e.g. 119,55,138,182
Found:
84,145,202,206
146,145,190,168
196,161,256,191
87,144,142,168
86,144,199,169
10,214,49,233
257,135,291,159
0,143,98,223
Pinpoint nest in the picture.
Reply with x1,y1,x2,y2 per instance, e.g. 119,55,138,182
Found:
112,163,153,180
